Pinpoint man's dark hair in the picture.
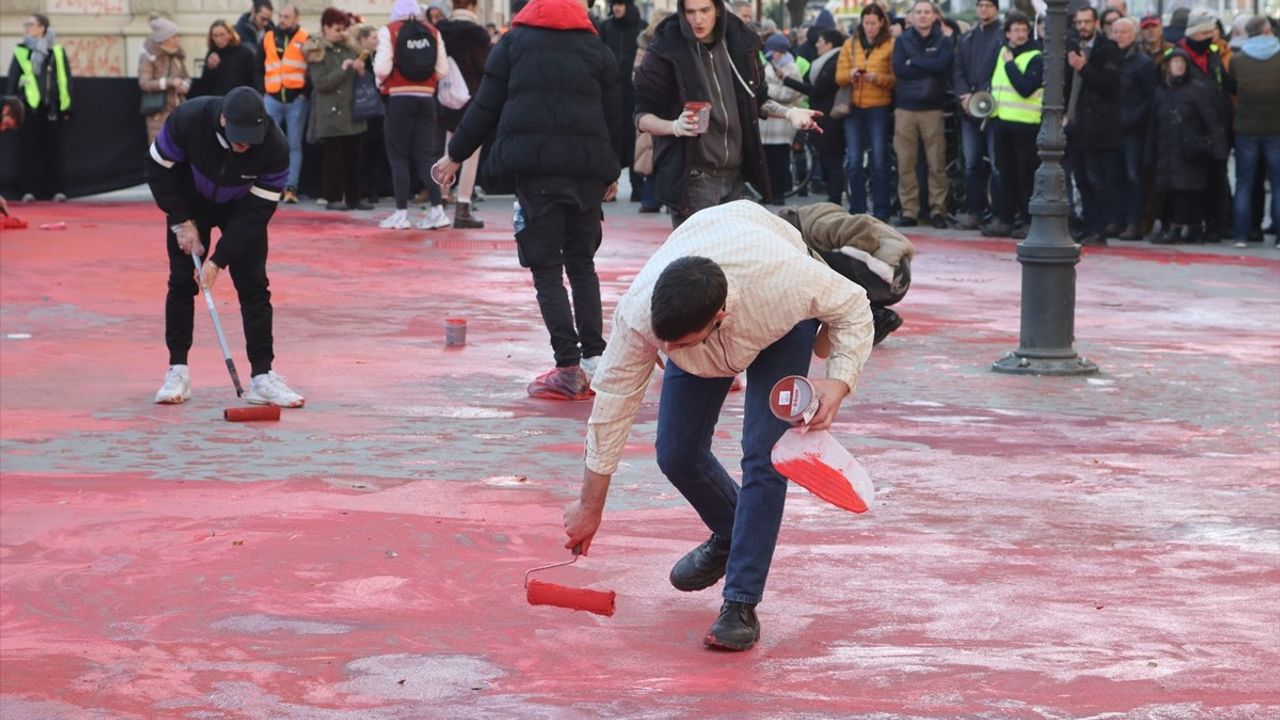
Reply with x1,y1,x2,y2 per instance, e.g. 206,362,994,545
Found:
819,29,846,47
32,13,50,30
1,96,24,128
253,0,273,11
651,256,728,342
1075,6,1099,21
1004,10,1031,34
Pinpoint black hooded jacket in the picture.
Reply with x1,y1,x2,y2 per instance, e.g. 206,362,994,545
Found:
632,0,768,211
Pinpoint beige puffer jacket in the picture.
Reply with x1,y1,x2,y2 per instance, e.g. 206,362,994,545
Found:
777,201,916,297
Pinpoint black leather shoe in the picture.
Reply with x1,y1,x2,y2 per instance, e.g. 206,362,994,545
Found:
704,600,760,651
892,216,918,228
871,306,903,346
1079,233,1107,247
670,534,731,592
930,214,949,229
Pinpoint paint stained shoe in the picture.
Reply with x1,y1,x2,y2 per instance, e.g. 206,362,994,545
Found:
154,364,191,404
417,205,451,230
526,366,593,401
245,371,305,408
669,534,731,592
729,374,744,392
704,600,759,651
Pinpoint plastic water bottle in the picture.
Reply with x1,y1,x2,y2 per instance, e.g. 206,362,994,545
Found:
513,200,526,235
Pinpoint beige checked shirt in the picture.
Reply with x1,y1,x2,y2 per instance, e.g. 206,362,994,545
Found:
584,200,874,475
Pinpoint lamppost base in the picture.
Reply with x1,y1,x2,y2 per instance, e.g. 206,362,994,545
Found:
991,351,1099,376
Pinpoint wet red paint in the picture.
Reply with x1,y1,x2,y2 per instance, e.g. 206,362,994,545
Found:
773,454,868,513
2,200,1278,718
526,579,617,617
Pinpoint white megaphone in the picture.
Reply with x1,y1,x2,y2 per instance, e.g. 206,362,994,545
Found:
966,90,996,119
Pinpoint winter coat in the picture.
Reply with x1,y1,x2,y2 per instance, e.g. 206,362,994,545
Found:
952,17,1003,95
835,30,895,109
1229,35,1280,136
446,0,624,185
784,46,844,152
1064,35,1122,150
633,0,769,210
436,11,492,96
892,23,953,111
138,39,190,142
761,53,802,145
191,42,258,98
1118,45,1155,133
777,202,916,306
303,36,367,140
1146,65,1228,193
234,12,272,57
601,1,643,165
146,96,289,268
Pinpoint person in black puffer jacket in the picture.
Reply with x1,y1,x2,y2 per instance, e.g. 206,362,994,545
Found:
434,0,624,400
1145,49,1228,245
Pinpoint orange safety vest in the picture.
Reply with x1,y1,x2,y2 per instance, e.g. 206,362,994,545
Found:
262,27,309,94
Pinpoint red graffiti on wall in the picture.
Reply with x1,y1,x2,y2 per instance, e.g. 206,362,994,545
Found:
60,36,126,77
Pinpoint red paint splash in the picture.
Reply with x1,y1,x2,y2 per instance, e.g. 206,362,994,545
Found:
773,452,870,513
526,579,616,617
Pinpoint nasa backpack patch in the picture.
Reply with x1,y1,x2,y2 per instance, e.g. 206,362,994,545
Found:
394,19,437,82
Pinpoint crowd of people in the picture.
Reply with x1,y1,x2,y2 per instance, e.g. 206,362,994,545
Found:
5,2,1276,247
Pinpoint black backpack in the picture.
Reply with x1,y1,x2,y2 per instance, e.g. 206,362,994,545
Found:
394,19,437,81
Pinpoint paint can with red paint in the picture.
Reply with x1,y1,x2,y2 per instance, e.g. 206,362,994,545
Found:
683,101,711,135
769,375,819,426
444,318,467,347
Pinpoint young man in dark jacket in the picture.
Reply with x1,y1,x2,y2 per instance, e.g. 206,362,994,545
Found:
632,0,821,227
147,87,305,408
433,0,625,400
235,0,275,59
952,0,1005,230
1064,5,1122,246
892,0,954,229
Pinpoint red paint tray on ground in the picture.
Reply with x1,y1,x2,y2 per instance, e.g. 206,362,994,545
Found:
771,428,874,513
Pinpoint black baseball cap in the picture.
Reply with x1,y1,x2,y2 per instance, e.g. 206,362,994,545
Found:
222,87,268,145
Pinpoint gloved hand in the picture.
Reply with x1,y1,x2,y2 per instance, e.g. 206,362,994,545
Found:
786,107,823,133
671,110,699,137
174,221,205,257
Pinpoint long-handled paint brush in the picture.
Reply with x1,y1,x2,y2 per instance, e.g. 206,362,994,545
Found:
192,253,278,423
524,546,616,617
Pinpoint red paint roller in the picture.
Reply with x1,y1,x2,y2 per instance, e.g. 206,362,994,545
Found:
224,405,281,422
524,546,616,617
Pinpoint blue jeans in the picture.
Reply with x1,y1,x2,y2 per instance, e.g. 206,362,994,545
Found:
654,319,819,606
1120,131,1145,229
843,106,892,219
960,115,1000,218
1233,133,1280,241
264,94,310,190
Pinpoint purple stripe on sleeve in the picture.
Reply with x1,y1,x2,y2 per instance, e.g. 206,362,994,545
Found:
258,170,289,190
156,125,186,163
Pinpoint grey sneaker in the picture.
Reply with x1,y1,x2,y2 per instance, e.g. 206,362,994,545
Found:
155,365,191,404
244,371,305,408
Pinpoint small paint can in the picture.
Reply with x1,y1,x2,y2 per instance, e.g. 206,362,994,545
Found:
444,318,467,347
683,101,711,135
769,375,819,425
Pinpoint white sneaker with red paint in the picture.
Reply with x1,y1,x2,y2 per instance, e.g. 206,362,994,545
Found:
154,365,191,404
244,371,305,408
417,205,451,230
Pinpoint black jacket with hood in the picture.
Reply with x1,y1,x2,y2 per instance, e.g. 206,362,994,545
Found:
1145,49,1228,193
446,0,624,185
633,0,769,211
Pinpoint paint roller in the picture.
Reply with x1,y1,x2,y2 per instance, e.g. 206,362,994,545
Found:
524,546,616,617
193,252,279,423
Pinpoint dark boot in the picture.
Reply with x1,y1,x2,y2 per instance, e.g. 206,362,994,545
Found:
704,600,760,651
453,201,484,229
1103,222,1123,238
1150,224,1182,244
670,534,731,592
871,306,903,346
1117,224,1141,240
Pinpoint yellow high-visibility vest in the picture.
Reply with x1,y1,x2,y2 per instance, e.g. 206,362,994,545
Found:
12,44,71,112
990,47,1042,125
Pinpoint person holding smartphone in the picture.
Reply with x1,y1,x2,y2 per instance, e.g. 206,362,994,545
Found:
834,3,896,219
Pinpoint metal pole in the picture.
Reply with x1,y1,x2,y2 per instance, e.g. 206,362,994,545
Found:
992,0,1099,376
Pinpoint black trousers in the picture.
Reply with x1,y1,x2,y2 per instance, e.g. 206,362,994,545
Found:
384,95,441,210
763,144,792,204
995,128,1039,225
360,116,390,200
19,108,65,199
322,134,362,206
515,178,606,368
1167,189,1205,227
1073,148,1122,235
166,206,274,377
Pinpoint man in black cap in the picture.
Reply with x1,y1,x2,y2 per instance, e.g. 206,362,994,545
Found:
147,86,305,408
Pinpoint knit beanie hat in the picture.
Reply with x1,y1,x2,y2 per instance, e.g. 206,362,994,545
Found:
150,16,180,44
765,33,791,53
1185,10,1217,36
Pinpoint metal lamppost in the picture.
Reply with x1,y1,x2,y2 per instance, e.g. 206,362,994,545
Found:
991,0,1099,376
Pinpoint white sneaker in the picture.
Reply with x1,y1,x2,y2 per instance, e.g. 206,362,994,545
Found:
244,370,305,408
580,355,600,382
417,205,451,230
379,209,411,230
155,365,191,404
